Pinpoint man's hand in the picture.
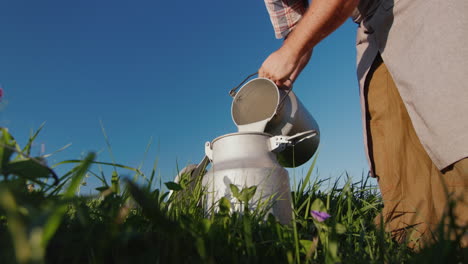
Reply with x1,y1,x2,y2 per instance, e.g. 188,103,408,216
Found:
259,47,297,89
259,46,312,90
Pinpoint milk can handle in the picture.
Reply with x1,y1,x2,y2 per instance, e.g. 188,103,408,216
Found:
229,72,258,97
192,155,210,178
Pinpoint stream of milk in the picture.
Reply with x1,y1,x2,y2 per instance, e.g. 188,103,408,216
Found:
236,119,270,132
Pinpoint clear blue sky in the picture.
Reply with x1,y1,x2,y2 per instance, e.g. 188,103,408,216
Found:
0,0,370,192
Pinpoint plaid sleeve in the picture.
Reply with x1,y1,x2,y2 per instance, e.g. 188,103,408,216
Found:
264,0,309,39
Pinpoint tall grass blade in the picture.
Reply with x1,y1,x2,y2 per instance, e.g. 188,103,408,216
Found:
42,143,72,159
299,151,318,196
42,152,95,246
21,122,45,157
53,159,142,175
99,120,116,164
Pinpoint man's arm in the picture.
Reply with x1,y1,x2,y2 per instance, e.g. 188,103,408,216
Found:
259,0,360,87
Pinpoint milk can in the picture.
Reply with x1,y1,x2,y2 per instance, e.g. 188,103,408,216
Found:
202,130,317,224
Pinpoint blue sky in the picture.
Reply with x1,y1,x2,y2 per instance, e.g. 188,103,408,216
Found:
0,0,370,192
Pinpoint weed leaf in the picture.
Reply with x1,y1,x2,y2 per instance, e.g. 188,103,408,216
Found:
165,181,183,191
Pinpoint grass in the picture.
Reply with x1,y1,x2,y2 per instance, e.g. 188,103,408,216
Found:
0,127,466,264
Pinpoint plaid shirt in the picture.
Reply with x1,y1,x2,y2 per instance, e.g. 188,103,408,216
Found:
264,0,309,39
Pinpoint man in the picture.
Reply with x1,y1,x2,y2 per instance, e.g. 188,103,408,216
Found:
260,0,468,248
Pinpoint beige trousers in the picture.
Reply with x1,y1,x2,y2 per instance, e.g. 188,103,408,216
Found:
365,54,468,248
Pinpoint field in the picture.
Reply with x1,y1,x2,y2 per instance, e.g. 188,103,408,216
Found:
0,127,466,264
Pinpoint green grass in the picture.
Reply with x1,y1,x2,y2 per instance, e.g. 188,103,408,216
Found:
0,127,466,264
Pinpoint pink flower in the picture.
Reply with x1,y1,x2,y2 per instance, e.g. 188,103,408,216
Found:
311,210,331,222
0,87,3,101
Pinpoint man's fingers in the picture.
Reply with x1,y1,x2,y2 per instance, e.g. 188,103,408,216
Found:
277,79,293,90
260,66,292,89
258,67,273,80
258,67,265,78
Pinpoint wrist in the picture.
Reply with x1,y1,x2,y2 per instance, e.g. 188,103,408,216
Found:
281,37,306,64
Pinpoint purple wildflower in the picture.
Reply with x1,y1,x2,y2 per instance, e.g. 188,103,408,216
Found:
311,210,331,222
0,87,3,101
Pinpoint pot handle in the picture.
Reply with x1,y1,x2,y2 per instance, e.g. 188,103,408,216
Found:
269,130,318,153
229,72,258,97
286,130,318,145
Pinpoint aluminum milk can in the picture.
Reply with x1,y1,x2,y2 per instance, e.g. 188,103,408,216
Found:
202,131,317,224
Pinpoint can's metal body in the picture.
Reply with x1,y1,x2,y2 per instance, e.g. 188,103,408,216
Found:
202,132,293,224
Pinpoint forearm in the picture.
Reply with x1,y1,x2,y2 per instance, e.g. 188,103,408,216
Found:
282,0,359,60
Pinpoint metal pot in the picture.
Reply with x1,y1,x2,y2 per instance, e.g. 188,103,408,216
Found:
230,76,320,167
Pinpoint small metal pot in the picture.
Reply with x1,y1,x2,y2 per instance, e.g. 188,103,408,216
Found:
230,77,320,167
